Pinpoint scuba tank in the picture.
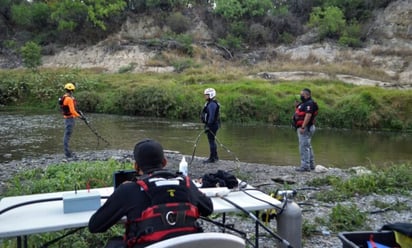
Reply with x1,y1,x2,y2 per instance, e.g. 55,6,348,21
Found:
276,199,302,248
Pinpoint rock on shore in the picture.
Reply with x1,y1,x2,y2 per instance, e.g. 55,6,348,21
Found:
0,150,410,248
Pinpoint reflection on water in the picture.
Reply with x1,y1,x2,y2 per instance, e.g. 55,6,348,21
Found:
1,111,411,168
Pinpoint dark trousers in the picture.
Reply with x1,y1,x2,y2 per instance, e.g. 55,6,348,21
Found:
206,123,219,159
63,118,75,157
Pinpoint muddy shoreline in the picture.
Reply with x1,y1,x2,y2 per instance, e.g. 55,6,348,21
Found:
1,150,410,248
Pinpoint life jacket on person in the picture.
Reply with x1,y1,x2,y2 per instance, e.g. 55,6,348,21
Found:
58,94,78,117
293,99,318,128
125,171,201,247
201,99,220,124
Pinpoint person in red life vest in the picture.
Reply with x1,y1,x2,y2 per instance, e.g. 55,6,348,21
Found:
201,88,220,163
292,88,318,172
88,139,213,248
60,83,83,158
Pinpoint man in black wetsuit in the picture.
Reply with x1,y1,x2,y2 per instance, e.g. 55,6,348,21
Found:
201,88,220,163
88,139,213,248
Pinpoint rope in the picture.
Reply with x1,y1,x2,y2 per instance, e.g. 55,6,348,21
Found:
189,129,205,166
79,112,110,146
202,128,241,170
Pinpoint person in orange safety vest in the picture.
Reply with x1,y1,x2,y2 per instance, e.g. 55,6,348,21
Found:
60,83,84,158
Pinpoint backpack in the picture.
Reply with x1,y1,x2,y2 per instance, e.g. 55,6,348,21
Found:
201,170,239,189
126,171,201,247
58,95,65,110
58,95,70,115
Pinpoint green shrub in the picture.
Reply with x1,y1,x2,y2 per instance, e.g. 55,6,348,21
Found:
118,63,137,73
229,21,248,39
11,2,51,30
242,0,273,18
174,34,194,56
113,86,176,117
247,23,270,45
167,12,190,34
76,91,101,112
171,58,195,72
0,77,30,104
214,0,244,20
2,40,18,50
328,204,368,231
21,41,42,71
309,6,346,40
214,0,273,20
279,32,295,44
312,163,412,202
225,95,258,123
302,219,318,237
218,34,243,53
339,21,362,47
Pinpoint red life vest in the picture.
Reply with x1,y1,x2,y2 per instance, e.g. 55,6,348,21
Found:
293,100,318,128
125,171,201,247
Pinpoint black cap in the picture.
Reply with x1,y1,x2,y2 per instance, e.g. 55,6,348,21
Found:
302,88,311,94
133,139,164,173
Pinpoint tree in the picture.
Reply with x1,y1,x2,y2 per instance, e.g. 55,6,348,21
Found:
242,0,273,18
214,0,274,20
322,0,366,21
309,6,346,40
11,2,51,31
21,41,42,71
214,0,244,20
50,0,126,31
0,0,23,35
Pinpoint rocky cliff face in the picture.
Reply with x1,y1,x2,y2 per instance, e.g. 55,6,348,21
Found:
9,1,412,86
271,0,411,86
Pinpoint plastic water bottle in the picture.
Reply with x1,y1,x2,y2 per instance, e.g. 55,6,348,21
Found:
179,156,188,176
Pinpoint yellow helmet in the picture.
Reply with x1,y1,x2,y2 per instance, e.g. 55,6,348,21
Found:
64,83,76,91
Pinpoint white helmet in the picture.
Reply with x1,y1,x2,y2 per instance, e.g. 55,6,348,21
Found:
204,88,216,99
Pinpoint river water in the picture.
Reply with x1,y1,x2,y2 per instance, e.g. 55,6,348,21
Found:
1,110,411,168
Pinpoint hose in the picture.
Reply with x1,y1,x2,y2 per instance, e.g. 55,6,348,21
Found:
189,129,205,166
207,128,241,165
79,111,110,146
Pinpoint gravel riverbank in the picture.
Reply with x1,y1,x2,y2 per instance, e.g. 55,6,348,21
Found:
1,150,411,248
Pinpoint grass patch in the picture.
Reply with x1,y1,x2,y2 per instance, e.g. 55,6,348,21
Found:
371,199,411,212
1,160,132,248
2,160,130,196
328,204,369,232
302,219,319,237
308,163,412,202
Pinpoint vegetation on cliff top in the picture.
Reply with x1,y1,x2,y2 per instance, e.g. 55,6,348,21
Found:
1,0,399,69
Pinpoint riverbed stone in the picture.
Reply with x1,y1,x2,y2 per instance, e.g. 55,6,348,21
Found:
0,150,410,248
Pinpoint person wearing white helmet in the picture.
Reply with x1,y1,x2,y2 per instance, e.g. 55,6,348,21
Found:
200,88,220,163
59,83,83,158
